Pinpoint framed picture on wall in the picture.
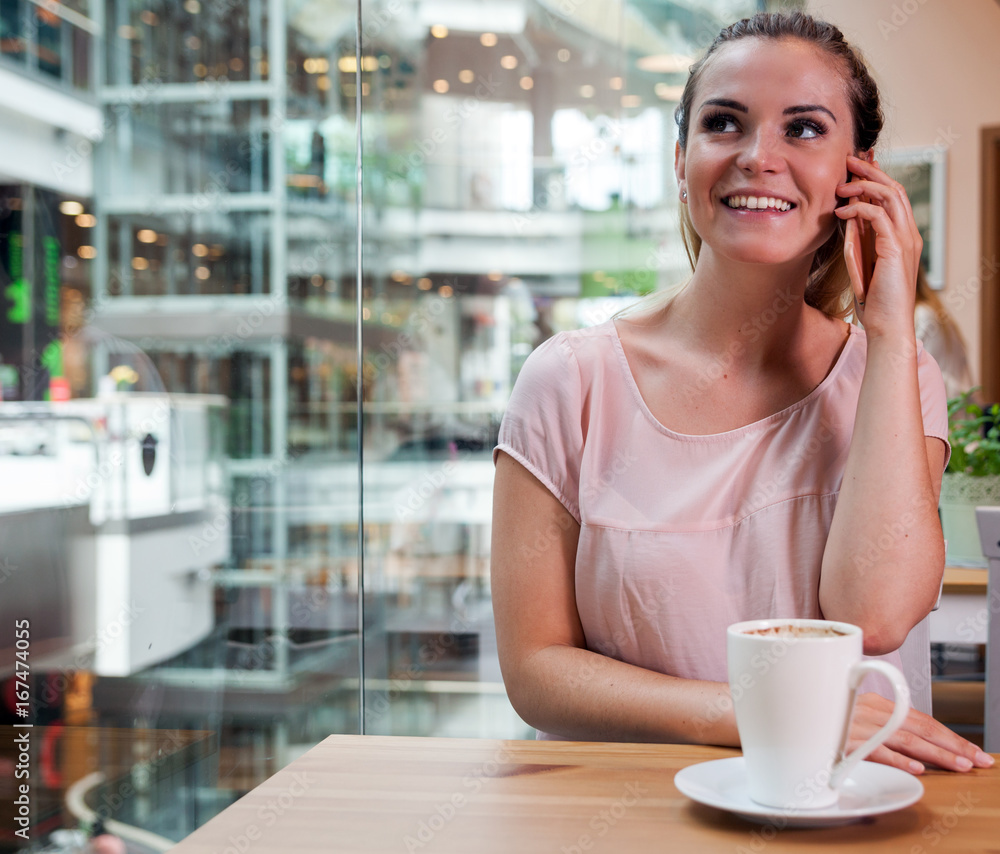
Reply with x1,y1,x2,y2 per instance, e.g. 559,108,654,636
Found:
883,145,947,290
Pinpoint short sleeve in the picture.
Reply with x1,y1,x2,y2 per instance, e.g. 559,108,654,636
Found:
917,342,952,471
494,333,584,522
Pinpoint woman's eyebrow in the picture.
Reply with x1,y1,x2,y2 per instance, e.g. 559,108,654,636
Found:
785,104,837,122
698,98,838,125
699,97,747,113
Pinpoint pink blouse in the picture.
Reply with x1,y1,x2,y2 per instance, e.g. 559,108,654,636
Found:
495,320,949,738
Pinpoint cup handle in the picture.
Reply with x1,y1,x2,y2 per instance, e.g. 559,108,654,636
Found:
829,660,911,790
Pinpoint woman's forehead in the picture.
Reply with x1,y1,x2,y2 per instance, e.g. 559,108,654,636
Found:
693,37,851,113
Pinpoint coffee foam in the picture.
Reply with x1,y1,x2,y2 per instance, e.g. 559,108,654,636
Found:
744,624,847,639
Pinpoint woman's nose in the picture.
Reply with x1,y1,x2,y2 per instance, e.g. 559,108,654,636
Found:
735,129,783,174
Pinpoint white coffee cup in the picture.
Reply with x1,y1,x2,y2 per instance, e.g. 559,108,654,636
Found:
727,618,910,810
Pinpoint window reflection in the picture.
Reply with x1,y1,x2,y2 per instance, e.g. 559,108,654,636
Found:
0,0,762,845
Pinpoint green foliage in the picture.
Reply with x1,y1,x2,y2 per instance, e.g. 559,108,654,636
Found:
947,388,1000,476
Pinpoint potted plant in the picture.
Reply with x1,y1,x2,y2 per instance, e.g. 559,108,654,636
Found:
939,389,1000,566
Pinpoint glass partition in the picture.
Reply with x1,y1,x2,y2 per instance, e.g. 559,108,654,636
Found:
0,0,762,848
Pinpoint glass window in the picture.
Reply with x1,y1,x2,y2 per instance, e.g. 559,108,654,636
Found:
0,0,763,846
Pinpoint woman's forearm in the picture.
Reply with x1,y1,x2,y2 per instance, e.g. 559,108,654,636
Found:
820,331,945,654
504,643,738,745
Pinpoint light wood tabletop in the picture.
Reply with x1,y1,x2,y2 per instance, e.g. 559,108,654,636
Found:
169,735,1000,853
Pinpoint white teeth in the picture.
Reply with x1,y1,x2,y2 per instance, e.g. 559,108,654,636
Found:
726,195,792,211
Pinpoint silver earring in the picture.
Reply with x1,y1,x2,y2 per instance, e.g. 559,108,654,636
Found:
681,190,688,202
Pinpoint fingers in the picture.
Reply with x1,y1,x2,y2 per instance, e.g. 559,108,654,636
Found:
851,694,995,776
836,179,919,238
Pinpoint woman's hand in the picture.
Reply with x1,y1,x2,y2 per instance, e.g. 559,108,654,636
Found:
849,692,994,774
835,154,922,338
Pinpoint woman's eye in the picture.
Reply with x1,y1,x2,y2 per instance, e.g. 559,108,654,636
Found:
788,120,825,139
704,113,738,133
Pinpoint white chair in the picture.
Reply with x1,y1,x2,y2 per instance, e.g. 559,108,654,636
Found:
975,506,1000,752
898,614,934,717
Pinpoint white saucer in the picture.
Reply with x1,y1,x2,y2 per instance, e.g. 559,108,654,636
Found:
674,757,923,827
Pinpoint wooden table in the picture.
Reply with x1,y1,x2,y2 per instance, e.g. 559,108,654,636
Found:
169,736,1000,853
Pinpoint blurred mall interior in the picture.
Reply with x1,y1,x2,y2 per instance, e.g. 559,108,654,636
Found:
1,0,999,849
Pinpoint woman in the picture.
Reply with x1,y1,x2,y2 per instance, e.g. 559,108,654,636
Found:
491,12,992,775
913,264,973,399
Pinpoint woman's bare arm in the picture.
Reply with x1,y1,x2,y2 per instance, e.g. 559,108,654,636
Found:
491,451,738,744
823,156,946,654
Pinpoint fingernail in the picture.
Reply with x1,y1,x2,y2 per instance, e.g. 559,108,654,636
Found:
956,756,973,771
975,750,994,767
908,760,924,774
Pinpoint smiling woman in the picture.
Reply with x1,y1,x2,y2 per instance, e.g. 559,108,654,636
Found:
491,11,995,777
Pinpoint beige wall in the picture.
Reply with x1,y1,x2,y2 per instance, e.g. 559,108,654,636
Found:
807,0,1000,384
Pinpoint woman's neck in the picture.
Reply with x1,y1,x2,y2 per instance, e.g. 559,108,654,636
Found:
663,249,827,372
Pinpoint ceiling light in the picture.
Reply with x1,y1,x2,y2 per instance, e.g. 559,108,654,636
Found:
132,257,149,270
557,48,571,62
137,229,158,243
500,55,518,70
432,79,449,93
439,285,454,298
654,82,684,101
192,244,209,257
75,214,96,228
609,77,623,90
338,56,378,73
480,33,498,47
621,95,642,108
78,246,97,259
430,24,448,38
195,266,211,280
184,0,201,12
459,69,474,84
579,84,595,98
59,201,84,216
519,76,534,90
637,53,694,74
